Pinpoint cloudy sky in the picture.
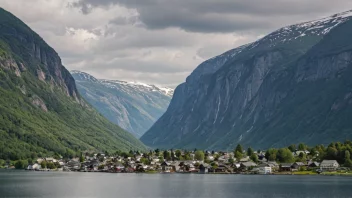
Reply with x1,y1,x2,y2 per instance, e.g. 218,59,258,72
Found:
1,0,352,87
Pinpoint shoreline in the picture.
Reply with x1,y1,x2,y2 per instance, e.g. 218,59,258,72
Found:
1,169,352,177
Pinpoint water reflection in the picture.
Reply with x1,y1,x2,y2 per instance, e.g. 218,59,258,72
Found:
0,171,351,198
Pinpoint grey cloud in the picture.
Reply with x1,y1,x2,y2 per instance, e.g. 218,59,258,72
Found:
109,16,140,26
73,0,352,33
4,0,352,88
83,59,190,74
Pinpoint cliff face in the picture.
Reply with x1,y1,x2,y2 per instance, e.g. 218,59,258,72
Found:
0,8,145,160
141,11,352,150
0,8,79,100
71,71,173,138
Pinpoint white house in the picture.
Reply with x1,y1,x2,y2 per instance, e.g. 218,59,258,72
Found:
258,164,272,174
27,163,41,170
320,160,340,171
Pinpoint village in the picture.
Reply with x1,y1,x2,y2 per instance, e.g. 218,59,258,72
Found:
21,146,348,175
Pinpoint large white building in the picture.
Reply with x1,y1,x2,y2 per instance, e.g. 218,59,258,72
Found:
258,166,272,174
320,160,340,171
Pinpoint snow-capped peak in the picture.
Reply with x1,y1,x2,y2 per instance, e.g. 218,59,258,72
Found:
71,71,174,97
242,9,352,51
71,70,98,82
294,10,352,32
187,10,352,84
102,80,174,97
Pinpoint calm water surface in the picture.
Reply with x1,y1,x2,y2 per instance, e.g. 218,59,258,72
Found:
0,170,352,198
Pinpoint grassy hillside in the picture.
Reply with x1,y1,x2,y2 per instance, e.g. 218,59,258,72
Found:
0,8,146,160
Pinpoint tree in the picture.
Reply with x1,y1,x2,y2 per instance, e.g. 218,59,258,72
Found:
288,144,296,152
250,153,259,163
163,150,171,161
296,152,307,162
15,161,23,169
0,159,5,167
344,150,352,167
40,161,47,169
326,147,338,160
155,149,160,156
229,158,235,164
298,143,306,151
158,156,164,162
175,150,182,159
141,158,150,165
277,148,294,163
47,162,56,169
247,147,254,157
235,144,243,155
79,155,85,163
265,148,278,161
195,151,205,161
235,151,243,161
15,160,28,169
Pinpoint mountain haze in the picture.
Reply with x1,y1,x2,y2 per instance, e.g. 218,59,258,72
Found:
0,8,145,160
71,71,173,138
142,10,352,150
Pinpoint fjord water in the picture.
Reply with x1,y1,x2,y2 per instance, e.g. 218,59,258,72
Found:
0,171,351,198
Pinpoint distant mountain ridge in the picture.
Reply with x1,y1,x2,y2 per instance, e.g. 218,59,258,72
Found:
0,8,145,160
142,10,352,150
71,70,173,138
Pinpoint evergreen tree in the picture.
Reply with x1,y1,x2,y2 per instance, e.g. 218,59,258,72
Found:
344,150,352,167
235,144,243,154
163,150,171,161
247,147,254,157
175,150,182,158
288,144,296,152
155,149,160,156
298,143,306,151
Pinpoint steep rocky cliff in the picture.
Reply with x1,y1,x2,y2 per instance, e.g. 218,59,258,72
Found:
0,8,79,100
71,71,173,138
141,10,352,150
0,8,145,160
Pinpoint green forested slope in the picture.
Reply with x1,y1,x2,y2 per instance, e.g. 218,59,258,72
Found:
0,8,145,160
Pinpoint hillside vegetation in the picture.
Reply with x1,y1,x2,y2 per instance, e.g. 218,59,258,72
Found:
0,8,145,160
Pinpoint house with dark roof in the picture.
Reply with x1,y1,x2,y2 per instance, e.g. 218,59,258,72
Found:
292,162,306,170
308,161,320,168
279,163,293,172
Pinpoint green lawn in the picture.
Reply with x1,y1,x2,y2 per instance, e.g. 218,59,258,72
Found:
293,171,318,175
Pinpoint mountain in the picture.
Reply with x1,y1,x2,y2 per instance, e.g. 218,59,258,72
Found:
71,71,173,138
0,8,145,160
141,10,352,150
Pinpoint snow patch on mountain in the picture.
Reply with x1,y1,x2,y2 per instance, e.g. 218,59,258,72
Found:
71,71,174,97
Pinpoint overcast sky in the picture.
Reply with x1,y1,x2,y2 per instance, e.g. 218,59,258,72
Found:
1,0,352,87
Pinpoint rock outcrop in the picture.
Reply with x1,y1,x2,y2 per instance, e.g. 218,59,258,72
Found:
142,10,352,150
